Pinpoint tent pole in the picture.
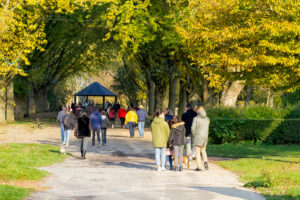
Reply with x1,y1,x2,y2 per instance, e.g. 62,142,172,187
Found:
74,96,76,105
115,96,117,103
103,96,105,108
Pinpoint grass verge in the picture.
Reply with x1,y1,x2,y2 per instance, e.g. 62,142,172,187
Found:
207,144,300,200
0,143,69,199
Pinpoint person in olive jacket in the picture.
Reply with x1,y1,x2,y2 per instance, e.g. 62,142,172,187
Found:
151,111,170,171
191,106,210,171
169,117,186,171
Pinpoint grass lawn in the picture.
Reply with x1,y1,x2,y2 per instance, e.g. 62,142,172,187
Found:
207,144,300,200
0,143,69,200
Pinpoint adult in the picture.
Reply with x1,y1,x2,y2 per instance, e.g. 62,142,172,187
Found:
100,110,109,145
169,117,186,171
86,104,95,117
181,104,197,160
124,107,138,138
113,102,120,115
118,106,127,128
191,106,210,171
74,110,91,159
136,105,148,138
62,108,76,146
108,107,117,129
90,107,102,147
151,111,170,171
57,105,66,144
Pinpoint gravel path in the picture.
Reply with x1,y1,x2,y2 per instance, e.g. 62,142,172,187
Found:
0,124,264,200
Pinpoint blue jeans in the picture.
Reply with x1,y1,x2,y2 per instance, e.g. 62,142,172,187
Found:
155,148,166,167
63,129,70,145
165,155,173,168
101,128,107,144
60,125,64,142
138,122,145,138
92,129,100,146
127,122,135,137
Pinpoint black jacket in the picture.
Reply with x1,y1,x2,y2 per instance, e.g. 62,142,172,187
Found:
181,109,197,137
76,114,91,138
169,122,186,146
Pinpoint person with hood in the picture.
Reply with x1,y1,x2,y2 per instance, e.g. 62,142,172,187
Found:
151,111,170,171
100,110,109,145
125,107,138,138
192,106,210,171
62,108,76,146
74,110,91,160
136,105,148,138
169,117,186,171
57,105,66,144
181,104,197,160
90,107,102,147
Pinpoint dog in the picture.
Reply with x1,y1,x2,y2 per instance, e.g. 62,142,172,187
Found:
60,145,66,155
172,155,190,169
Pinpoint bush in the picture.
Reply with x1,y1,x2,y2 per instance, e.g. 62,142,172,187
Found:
207,106,300,144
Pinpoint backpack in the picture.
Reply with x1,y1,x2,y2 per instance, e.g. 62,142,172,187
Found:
63,114,75,130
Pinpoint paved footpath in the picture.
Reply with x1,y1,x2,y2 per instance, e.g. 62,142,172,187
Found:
28,128,264,200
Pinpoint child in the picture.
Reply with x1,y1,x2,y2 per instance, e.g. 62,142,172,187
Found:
165,145,174,170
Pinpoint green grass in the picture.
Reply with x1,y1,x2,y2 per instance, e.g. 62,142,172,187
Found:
0,143,69,199
207,144,300,200
0,185,31,200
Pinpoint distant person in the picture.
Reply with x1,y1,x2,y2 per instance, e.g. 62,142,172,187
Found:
86,104,95,117
125,107,138,138
62,108,76,146
164,108,173,122
118,106,127,128
90,107,102,148
57,105,66,144
113,102,120,115
137,105,148,138
151,111,170,171
108,107,117,129
100,110,109,145
192,106,210,171
169,117,186,171
165,121,174,170
181,104,197,160
74,110,91,159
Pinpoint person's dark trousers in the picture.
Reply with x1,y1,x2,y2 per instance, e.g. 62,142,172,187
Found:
101,128,107,144
120,118,125,128
92,129,100,146
165,155,173,169
127,122,135,138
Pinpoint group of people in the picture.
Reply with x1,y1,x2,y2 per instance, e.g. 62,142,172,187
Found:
151,105,210,172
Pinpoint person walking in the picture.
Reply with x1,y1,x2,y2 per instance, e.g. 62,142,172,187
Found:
181,104,197,160
100,110,109,146
192,106,210,171
90,107,102,148
169,117,186,171
125,107,138,138
164,108,173,122
57,105,66,144
151,111,170,171
136,105,148,138
108,107,116,129
62,108,76,146
118,106,127,128
74,110,91,160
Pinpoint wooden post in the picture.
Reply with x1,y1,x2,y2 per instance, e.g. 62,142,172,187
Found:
74,96,76,105
115,96,117,103
103,96,105,108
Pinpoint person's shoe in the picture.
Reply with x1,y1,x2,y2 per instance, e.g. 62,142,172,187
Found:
175,167,179,171
157,166,162,171
80,150,83,158
204,162,209,170
170,166,173,171
179,166,183,171
195,168,201,171
66,144,69,147
161,166,166,171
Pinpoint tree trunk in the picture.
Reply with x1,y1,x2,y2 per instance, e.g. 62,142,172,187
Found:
245,86,252,106
0,76,6,123
203,78,213,107
220,81,245,107
148,78,155,115
267,89,274,107
178,80,187,118
35,88,48,113
5,78,14,121
168,69,178,114
154,86,161,111
28,86,36,116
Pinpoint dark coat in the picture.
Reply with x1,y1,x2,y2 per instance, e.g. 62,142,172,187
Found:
76,115,91,138
62,114,76,130
169,122,186,146
181,109,197,137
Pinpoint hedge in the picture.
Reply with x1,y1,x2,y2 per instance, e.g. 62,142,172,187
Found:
207,106,300,144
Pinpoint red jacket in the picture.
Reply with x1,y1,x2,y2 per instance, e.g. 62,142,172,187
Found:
118,108,127,118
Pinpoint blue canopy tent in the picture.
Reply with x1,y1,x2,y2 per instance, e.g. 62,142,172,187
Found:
74,82,117,107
